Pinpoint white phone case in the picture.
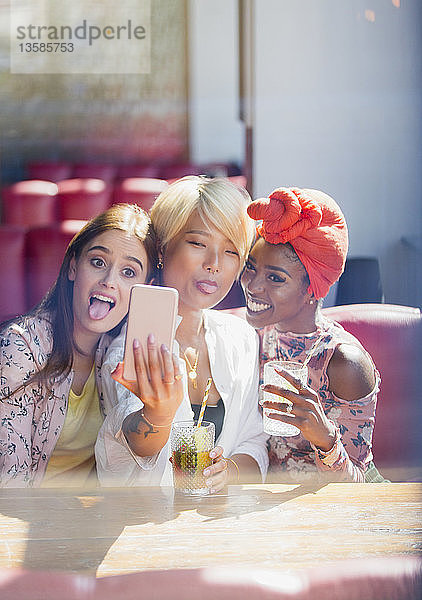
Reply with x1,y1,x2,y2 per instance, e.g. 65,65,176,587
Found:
123,284,179,381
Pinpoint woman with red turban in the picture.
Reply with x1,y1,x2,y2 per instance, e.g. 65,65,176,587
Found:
241,187,380,482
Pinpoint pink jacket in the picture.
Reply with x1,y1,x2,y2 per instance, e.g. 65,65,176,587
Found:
0,314,111,487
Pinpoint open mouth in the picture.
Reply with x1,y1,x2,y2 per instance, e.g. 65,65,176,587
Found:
89,294,116,320
196,280,218,295
246,297,272,314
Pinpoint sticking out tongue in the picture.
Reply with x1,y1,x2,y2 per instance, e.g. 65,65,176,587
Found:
89,298,112,320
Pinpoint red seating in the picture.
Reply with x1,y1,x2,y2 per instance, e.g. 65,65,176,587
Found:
116,163,161,179
0,557,420,600
25,220,87,309
164,174,248,189
56,179,111,221
222,303,422,480
323,303,422,480
227,175,247,189
72,163,117,183
113,177,169,212
26,162,72,183
1,180,58,227
0,226,26,322
159,162,204,180
200,162,230,177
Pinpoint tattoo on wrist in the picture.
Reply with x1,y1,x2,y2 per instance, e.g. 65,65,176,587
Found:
123,411,158,439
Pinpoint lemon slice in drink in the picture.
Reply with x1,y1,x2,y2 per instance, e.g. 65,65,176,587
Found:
193,426,209,452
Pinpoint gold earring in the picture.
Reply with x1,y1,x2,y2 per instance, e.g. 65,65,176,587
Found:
157,258,163,270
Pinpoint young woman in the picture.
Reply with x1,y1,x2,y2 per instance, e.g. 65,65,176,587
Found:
97,176,268,491
241,187,380,483
0,203,182,487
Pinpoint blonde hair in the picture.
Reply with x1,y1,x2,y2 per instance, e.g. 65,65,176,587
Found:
150,176,254,275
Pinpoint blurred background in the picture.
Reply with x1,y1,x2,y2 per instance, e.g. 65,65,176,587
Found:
0,0,421,319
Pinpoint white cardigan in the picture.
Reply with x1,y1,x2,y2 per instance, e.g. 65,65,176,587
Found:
95,310,268,486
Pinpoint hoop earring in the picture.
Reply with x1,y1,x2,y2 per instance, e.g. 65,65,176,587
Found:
157,258,163,270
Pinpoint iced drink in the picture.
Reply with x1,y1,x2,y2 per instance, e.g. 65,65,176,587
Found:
170,421,215,495
262,360,308,436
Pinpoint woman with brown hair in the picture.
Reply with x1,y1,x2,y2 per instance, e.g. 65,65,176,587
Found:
0,203,182,487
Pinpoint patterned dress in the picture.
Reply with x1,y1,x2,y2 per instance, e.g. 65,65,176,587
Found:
0,314,111,487
259,315,380,483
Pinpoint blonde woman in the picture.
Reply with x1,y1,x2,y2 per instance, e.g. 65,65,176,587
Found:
97,177,268,491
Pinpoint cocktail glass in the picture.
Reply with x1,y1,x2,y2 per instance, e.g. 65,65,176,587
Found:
262,360,308,437
170,420,215,495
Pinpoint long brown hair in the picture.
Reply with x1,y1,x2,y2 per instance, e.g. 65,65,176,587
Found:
29,203,157,384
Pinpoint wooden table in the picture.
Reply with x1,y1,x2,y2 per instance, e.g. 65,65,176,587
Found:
0,483,420,576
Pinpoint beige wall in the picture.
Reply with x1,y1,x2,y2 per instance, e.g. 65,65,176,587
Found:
253,0,422,308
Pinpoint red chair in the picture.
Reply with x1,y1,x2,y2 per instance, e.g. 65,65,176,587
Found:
25,220,86,309
116,164,161,179
0,226,26,322
113,177,169,212
72,163,117,183
322,303,422,480
200,162,230,177
0,557,420,600
222,302,422,480
228,174,247,189
26,161,72,183
159,162,203,180
1,180,58,227
56,179,111,221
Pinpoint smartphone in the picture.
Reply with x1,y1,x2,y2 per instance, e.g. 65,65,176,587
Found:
123,284,179,381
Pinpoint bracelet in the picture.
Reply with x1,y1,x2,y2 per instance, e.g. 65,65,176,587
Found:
225,457,240,483
311,426,342,466
141,410,172,429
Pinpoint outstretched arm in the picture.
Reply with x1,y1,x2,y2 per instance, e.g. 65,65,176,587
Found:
112,334,183,458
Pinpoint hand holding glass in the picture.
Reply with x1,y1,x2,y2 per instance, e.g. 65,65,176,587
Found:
262,361,308,436
170,421,215,495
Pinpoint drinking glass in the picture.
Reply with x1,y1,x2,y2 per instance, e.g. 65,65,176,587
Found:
262,361,308,436
170,420,215,496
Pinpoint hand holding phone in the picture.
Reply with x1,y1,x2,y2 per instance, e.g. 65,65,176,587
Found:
123,284,179,381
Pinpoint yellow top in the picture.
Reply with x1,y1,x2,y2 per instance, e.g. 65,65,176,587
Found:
42,365,103,487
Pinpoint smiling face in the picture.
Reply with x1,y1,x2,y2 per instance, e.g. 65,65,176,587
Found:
241,237,315,332
68,229,149,349
161,210,241,313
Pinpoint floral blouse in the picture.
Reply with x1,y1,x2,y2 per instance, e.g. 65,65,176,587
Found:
0,314,110,487
258,315,380,483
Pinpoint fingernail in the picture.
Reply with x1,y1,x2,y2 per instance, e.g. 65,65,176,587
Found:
148,333,155,344
133,338,140,349
203,468,210,477
209,450,216,458
206,479,213,487
161,344,169,353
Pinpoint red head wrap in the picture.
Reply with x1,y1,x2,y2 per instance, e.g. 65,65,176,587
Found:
247,187,348,299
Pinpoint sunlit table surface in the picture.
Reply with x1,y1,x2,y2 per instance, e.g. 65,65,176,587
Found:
0,483,420,577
